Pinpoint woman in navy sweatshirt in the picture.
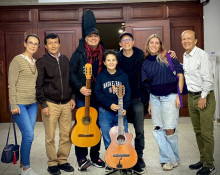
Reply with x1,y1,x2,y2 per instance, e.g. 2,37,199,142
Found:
141,34,184,171
95,50,131,152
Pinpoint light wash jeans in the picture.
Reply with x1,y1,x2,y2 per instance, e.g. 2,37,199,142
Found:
12,102,38,168
150,93,180,164
98,107,128,150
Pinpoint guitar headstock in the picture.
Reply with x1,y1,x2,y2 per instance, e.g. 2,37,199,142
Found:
85,63,92,79
116,84,125,98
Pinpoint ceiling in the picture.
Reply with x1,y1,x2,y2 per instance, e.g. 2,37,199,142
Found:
0,0,198,6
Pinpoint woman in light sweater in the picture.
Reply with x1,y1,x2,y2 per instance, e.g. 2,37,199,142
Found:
8,34,40,175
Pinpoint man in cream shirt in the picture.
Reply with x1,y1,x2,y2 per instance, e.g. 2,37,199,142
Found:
181,30,216,175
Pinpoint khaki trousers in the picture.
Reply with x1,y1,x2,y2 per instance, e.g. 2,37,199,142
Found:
42,101,72,166
188,91,216,167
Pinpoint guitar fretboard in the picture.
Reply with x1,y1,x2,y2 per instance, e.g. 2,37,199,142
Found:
118,97,124,136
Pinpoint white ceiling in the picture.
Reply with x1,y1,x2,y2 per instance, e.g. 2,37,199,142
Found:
0,0,198,6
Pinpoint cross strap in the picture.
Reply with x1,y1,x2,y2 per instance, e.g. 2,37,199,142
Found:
166,53,183,107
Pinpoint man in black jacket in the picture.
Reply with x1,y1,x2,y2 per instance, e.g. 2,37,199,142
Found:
36,33,75,175
117,32,147,175
69,28,105,171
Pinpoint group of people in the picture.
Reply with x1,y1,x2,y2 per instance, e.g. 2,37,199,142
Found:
8,27,216,175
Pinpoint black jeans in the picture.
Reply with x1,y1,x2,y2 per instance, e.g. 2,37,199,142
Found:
127,98,145,158
75,141,101,163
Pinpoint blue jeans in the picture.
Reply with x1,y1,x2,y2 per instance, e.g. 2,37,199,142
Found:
98,107,128,150
150,93,180,164
12,102,38,168
74,99,101,162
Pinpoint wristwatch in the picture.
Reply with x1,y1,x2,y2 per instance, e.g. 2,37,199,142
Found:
201,95,206,99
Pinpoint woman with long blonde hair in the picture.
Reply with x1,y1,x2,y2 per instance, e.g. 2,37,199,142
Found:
142,34,184,171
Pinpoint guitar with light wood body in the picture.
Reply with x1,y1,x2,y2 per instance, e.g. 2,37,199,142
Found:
105,85,137,169
70,63,101,147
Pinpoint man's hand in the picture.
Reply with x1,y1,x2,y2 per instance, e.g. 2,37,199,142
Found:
80,86,91,96
11,107,21,114
122,109,127,116
70,99,76,111
42,107,50,116
198,97,207,109
168,50,177,58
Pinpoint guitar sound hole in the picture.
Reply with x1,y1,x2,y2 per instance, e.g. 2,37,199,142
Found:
117,135,125,145
82,116,91,125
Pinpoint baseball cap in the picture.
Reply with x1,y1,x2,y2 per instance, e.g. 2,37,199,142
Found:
85,27,99,37
119,31,133,40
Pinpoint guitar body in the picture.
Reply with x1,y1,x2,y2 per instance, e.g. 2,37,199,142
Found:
105,126,138,169
71,106,101,147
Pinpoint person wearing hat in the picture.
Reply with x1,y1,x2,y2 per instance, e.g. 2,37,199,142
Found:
69,27,106,171
117,31,177,174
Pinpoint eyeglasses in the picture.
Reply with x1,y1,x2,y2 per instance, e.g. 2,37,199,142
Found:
26,41,39,47
121,38,132,42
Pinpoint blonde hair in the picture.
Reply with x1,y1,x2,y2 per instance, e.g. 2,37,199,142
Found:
144,34,167,65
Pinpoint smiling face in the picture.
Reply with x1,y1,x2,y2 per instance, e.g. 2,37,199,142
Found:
104,54,118,73
45,37,60,57
148,37,160,55
85,33,100,49
119,35,134,51
181,30,197,54
24,36,39,55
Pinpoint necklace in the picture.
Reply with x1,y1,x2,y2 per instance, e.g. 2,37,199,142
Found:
28,63,37,74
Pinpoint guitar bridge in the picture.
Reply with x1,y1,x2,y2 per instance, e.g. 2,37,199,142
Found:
78,134,94,137
113,154,130,157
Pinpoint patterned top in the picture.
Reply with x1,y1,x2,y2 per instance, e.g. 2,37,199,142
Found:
8,54,38,110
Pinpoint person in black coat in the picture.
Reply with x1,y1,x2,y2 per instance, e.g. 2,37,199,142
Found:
69,28,105,171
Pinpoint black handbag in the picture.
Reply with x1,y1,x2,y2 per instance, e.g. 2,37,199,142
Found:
1,117,20,164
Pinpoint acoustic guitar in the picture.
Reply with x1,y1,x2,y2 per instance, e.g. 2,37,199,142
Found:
105,85,137,169
70,63,101,147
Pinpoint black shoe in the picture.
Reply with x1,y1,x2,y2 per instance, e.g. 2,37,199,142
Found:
189,162,203,170
47,166,61,175
131,163,145,174
196,166,216,175
105,166,114,173
78,158,91,171
92,158,105,168
138,158,146,168
58,163,74,172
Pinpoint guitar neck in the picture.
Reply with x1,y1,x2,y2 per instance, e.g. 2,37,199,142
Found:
85,79,91,116
118,97,124,135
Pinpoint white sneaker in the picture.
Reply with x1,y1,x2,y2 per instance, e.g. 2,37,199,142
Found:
163,163,173,171
21,168,38,175
173,162,179,168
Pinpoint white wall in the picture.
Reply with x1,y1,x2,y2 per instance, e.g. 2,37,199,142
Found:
204,0,220,120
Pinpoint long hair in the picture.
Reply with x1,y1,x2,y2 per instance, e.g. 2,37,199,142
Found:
144,34,168,65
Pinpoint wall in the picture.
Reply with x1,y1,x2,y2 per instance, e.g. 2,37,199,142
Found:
204,0,220,121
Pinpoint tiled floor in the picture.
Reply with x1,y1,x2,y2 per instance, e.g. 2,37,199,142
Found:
0,118,219,175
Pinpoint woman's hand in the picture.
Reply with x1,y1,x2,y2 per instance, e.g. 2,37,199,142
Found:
148,101,151,115
175,95,181,108
11,107,20,114
122,109,127,116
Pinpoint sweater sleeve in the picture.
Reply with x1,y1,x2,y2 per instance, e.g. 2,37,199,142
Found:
69,52,83,91
94,74,113,110
36,59,48,109
8,57,19,110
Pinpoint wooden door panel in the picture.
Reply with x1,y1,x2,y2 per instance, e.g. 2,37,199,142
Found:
125,20,170,51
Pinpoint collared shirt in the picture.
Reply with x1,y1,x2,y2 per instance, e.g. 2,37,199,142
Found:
48,51,61,61
20,54,36,65
183,46,214,98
